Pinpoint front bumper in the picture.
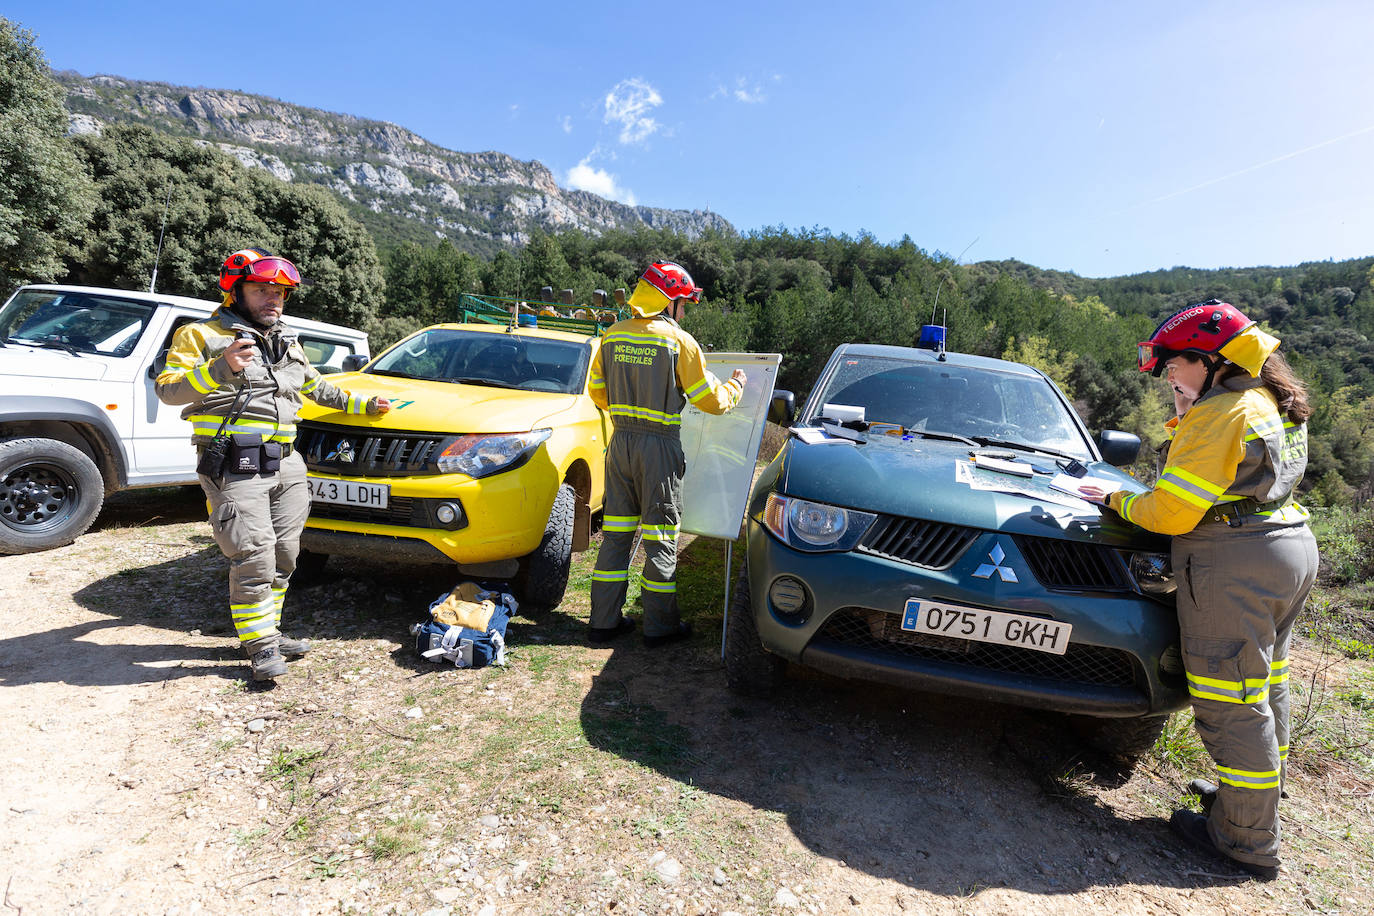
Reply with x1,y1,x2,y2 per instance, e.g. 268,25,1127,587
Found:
744,520,1188,717
302,463,556,565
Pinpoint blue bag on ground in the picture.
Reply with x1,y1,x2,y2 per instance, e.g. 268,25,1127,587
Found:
411,581,516,668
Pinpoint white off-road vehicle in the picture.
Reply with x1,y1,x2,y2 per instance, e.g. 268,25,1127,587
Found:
0,284,370,554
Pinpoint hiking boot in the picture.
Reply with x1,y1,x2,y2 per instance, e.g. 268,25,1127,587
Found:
1169,809,1279,881
1187,778,1218,814
243,637,287,682
643,621,692,648
589,617,636,645
278,635,312,658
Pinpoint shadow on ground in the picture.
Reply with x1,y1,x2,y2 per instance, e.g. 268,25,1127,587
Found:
575,536,1246,899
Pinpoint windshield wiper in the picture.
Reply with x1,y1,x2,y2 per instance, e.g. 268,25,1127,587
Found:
367,368,415,379
37,339,85,356
448,376,523,390
969,436,1079,462
912,429,979,446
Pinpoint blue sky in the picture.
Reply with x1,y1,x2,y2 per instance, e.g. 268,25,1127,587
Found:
11,1,1374,277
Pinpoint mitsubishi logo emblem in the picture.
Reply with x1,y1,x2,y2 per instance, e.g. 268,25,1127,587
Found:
325,438,356,463
972,543,1018,582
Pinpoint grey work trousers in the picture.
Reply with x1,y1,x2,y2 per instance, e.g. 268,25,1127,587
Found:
590,432,685,638
199,451,311,646
1175,520,1318,868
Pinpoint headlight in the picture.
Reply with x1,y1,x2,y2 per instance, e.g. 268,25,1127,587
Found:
1128,551,1176,596
761,493,876,552
436,429,552,478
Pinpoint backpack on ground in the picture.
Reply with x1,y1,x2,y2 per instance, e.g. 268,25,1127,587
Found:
411,581,517,668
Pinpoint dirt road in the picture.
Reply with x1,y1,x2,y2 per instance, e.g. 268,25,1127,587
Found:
1,489,1364,915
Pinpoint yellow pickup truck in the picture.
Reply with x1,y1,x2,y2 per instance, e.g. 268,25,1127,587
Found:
295,320,609,609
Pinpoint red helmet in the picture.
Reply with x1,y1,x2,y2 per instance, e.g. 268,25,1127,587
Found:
218,248,302,294
641,261,702,303
1137,299,1254,376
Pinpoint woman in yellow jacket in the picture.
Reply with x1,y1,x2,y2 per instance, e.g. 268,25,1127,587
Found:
1082,299,1318,880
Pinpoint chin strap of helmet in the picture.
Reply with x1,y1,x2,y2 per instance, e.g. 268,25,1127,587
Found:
1198,354,1228,396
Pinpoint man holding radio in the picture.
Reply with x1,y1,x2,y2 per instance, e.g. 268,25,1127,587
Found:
156,248,391,681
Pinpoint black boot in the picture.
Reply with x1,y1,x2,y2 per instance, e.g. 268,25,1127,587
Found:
242,636,287,682
643,621,692,648
277,635,312,658
589,617,636,645
1187,778,1218,814
1169,810,1278,880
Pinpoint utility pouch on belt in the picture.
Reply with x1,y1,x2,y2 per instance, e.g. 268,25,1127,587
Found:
228,433,264,474
261,441,282,473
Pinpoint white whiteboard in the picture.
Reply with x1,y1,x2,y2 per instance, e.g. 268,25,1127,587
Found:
680,352,782,539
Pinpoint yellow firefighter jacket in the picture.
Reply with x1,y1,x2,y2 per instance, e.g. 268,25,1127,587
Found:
587,282,743,438
155,307,371,446
1107,374,1309,535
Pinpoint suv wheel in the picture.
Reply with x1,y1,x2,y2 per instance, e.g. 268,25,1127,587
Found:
0,437,105,555
518,482,575,611
1069,713,1169,770
724,561,785,696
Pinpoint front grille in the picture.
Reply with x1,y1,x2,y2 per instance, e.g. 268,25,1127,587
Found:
817,608,1137,688
299,421,446,478
857,516,978,569
308,496,417,526
1013,536,1131,591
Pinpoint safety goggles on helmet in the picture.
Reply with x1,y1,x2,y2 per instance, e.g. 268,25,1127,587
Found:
241,257,301,288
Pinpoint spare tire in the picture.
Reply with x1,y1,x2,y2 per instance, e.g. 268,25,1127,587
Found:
0,437,105,554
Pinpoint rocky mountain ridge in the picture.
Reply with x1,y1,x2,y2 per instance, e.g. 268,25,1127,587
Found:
57,72,732,253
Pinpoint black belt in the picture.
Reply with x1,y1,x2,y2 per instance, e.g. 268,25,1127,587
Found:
1200,494,1292,527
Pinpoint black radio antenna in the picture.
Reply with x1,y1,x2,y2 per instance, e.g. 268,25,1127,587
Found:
149,179,174,294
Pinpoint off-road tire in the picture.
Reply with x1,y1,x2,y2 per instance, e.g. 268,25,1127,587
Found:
518,482,575,612
1069,713,1170,771
293,548,329,584
0,437,105,555
724,562,785,696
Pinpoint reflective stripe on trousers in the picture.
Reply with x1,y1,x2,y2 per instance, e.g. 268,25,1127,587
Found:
200,452,311,646
1173,521,1318,868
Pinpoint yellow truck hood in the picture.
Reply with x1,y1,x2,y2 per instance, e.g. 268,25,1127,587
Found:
297,372,585,432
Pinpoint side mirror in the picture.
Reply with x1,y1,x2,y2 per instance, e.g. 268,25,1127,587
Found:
147,349,168,379
768,390,796,426
341,353,368,372
1096,430,1142,466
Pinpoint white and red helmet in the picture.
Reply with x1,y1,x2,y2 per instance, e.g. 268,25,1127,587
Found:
640,261,702,303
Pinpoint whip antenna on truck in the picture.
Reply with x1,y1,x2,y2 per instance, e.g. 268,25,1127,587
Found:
148,180,174,294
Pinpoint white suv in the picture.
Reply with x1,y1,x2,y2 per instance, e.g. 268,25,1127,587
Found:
0,284,370,554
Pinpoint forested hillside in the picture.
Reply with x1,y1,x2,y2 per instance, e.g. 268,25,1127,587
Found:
3,16,1370,507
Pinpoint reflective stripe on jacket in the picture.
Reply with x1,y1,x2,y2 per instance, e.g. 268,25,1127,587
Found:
1108,375,1308,534
155,308,366,446
587,314,742,439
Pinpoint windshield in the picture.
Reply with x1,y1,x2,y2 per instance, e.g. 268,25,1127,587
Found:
0,290,155,357
805,354,1093,460
368,328,592,395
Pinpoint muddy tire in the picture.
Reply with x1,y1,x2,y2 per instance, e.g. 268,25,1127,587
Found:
518,482,575,611
1070,714,1169,770
724,561,785,696
0,437,105,555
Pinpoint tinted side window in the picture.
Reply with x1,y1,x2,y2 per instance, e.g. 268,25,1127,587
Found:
299,336,357,374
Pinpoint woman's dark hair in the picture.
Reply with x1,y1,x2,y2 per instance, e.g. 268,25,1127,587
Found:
1214,349,1312,424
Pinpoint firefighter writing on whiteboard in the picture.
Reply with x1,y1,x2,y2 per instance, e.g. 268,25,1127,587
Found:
586,261,746,647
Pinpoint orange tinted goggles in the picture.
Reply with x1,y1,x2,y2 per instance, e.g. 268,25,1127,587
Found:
244,257,301,287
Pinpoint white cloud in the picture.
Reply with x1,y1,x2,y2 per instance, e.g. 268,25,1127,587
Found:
560,115,573,134
712,76,769,104
604,78,662,145
566,158,636,205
